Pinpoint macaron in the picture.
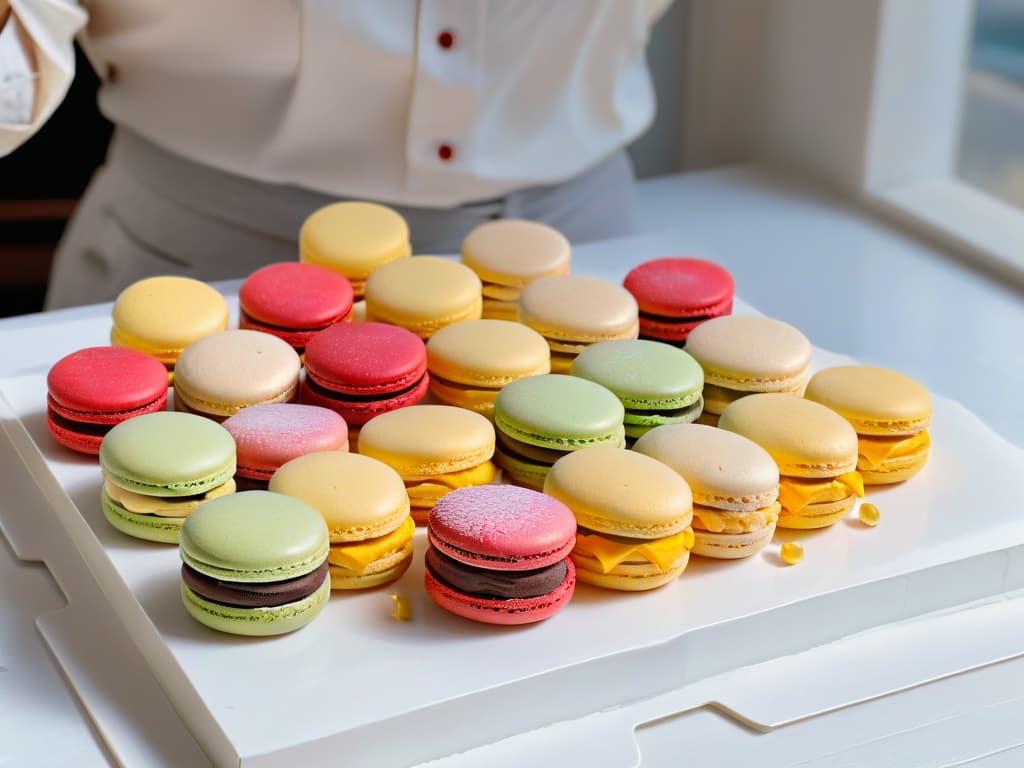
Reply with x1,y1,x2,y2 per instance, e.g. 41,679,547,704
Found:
300,322,429,426
299,201,411,298
685,315,811,425
239,262,354,354
364,256,483,338
172,330,301,421
544,446,695,591
358,405,497,524
492,374,625,490
179,490,331,636
425,319,551,415
570,339,704,443
634,423,780,559
46,346,168,455
518,275,639,373
99,411,237,543
719,394,864,529
111,276,229,380
623,257,734,344
460,219,571,321
425,485,577,625
269,452,414,590
222,403,349,489
804,365,932,485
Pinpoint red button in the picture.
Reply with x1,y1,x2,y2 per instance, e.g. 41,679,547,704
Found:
437,143,454,162
437,29,455,50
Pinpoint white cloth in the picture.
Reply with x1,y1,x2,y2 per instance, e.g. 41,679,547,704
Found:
2,0,671,207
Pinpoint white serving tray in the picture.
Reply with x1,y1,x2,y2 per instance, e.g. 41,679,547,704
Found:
3,308,1024,767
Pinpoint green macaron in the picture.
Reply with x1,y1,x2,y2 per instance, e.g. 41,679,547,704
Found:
179,491,331,636
570,339,704,440
99,411,237,543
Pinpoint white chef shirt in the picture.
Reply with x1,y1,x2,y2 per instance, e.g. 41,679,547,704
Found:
1,0,671,207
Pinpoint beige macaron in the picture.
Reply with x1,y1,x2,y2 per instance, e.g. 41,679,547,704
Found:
634,423,780,559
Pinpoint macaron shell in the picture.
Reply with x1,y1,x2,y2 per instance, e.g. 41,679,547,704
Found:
299,201,411,281
427,485,577,571
493,443,554,490
572,549,689,591
364,256,483,337
858,434,931,484
46,413,111,455
692,523,776,559
268,451,410,542
543,446,693,538
719,394,860,478
111,277,229,363
179,491,329,582
239,262,354,330
623,257,735,317
222,404,349,480
172,330,301,417
47,346,169,422
804,365,932,435
424,557,575,625
570,339,703,410
358,405,495,477
427,376,502,415
426,319,551,386
686,315,811,391
102,488,187,544
99,411,236,496
303,322,427,395
181,573,331,636
519,275,640,343
777,495,856,529
633,423,779,512
329,541,413,589
299,374,429,426
460,219,571,287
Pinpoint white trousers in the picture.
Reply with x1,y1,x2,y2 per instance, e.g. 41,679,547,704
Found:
45,130,637,309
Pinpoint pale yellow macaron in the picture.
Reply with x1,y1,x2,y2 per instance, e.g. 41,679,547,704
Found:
299,201,411,298
634,423,780,559
358,405,497,523
269,451,414,589
460,219,571,321
719,394,864,529
518,275,639,374
685,315,811,425
172,330,301,421
544,446,694,591
425,319,551,415
111,276,229,376
805,365,932,484
364,256,483,338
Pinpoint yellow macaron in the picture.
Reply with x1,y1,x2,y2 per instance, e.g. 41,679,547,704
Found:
544,446,694,591
364,256,483,338
299,201,411,298
518,275,640,373
269,451,414,589
804,365,932,485
357,405,497,523
425,319,551,415
460,219,571,320
719,393,864,529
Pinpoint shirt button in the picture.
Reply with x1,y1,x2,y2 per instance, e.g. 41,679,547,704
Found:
437,29,456,50
437,143,455,162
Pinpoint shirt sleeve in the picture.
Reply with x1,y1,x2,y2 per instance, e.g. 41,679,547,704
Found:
0,0,87,157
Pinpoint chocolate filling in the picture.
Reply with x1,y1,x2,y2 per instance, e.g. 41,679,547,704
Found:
303,372,426,403
639,309,711,325
181,560,329,608
47,409,115,436
425,545,566,600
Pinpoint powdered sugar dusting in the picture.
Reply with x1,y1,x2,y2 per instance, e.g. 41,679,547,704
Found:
223,404,348,470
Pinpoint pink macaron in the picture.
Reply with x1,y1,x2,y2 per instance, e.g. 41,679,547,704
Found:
300,322,429,426
222,403,349,488
623,257,734,344
425,485,576,625
239,262,354,353
47,346,169,455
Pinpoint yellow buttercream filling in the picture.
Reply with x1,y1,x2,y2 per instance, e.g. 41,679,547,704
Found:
778,472,864,514
103,477,236,517
328,516,414,574
691,502,781,534
857,431,930,470
481,283,521,301
574,529,692,574
405,461,498,504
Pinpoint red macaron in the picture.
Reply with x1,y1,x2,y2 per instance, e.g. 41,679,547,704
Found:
425,485,577,625
623,257,734,344
46,346,169,454
300,322,429,426
239,262,354,353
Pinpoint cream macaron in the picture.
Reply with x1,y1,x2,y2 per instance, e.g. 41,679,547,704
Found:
719,394,864,529
460,219,571,321
685,315,811,425
634,423,780,558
